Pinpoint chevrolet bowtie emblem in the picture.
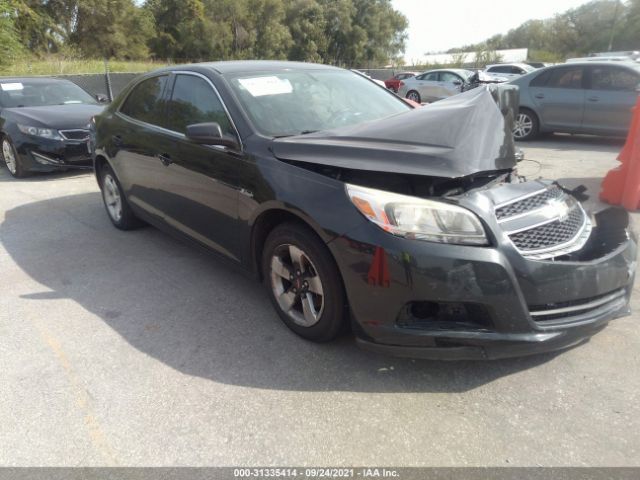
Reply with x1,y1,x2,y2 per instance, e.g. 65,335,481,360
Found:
548,198,571,222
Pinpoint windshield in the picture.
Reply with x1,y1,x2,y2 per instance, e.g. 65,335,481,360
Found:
226,69,411,137
0,80,97,108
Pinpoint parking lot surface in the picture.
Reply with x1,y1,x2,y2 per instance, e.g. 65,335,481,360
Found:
1,135,639,466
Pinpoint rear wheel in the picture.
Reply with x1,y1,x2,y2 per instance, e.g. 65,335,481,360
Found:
262,223,346,342
1,136,27,178
406,90,421,103
99,163,143,230
513,109,539,141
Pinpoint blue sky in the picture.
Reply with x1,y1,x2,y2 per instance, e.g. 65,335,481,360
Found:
392,0,592,63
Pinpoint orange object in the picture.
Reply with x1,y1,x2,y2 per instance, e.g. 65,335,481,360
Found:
600,95,640,209
367,246,390,287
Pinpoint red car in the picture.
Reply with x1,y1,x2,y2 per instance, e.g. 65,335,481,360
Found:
384,71,419,92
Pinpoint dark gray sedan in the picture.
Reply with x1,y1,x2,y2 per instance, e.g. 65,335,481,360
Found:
509,61,640,140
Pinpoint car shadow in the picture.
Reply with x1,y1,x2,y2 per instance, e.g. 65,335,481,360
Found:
1,192,565,393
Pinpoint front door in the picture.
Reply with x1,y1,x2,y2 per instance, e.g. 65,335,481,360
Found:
531,66,586,131
150,72,244,262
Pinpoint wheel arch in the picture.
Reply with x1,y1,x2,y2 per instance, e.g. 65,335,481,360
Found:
249,206,336,281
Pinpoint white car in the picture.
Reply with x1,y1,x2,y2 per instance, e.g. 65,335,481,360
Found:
397,68,476,103
483,63,536,81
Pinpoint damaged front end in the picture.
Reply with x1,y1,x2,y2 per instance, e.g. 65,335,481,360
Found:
272,84,637,359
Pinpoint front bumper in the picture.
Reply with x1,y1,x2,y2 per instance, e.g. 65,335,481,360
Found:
328,202,636,360
15,134,93,172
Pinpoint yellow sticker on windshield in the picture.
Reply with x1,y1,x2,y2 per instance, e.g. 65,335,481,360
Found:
238,76,293,97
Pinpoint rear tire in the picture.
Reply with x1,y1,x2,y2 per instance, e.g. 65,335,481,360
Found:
262,223,346,342
406,90,421,103
513,108,539,141
99,163,143,230
1,136,27,178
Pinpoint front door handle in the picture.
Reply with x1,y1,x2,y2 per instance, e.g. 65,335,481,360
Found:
588,96,600,102
158,153,173,166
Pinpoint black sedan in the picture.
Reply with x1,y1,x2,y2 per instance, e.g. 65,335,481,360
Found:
93,61,636,360
0,77,105,177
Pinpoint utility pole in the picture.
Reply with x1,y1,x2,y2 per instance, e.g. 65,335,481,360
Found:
608,0,621,52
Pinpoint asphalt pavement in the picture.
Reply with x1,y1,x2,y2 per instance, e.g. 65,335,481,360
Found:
0,134,638,466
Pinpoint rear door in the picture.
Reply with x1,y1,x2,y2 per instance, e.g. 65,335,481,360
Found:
582,65,640,135
111,74,176,218
149,72,243,261
529,66,586,131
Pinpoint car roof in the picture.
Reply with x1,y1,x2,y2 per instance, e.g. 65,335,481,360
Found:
486,63,531,69
560,60,640,67
420,68,471,74
153,60,343,76
0,77,74,84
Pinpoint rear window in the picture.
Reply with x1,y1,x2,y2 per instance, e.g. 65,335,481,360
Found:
590,67,640,91
120,75,169,126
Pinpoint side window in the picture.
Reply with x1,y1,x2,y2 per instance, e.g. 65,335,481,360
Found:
167,74,236,139
423,72,439,81
591,67,640,91
530,70,552,87
512,67,525,74
489,66,508,73
120,75,168,126
546,68,583,89
439,72,461,83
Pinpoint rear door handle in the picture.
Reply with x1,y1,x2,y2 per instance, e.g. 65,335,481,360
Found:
157,153,173,166
534,93,545,99
588,96,599,102
112,135,123,146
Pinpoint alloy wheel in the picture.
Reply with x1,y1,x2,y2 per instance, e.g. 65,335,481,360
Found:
513,113,533,139
2,140,17,175
270,244,324,327
102,173,123,223
407,91,420,103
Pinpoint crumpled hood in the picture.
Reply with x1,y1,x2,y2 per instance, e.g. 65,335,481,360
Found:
272,85,518,178
2,104,104,130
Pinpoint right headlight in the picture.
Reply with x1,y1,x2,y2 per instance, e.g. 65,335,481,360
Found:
346,184,488,245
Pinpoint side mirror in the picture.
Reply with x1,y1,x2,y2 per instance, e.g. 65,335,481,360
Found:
453,80,463,86
185,122,239,149
95,93,109,104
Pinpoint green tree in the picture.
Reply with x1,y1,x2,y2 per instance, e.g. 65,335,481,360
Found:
0,0,23,66
286,0,327,62
72,0,155,59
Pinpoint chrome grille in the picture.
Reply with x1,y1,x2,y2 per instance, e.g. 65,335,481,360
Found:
509,207,584,251
495,184,591,260
495,186,563,220
59,129,90,141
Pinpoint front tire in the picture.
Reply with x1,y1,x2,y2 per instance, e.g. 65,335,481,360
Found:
513,108,539,141
262,223,346,342
99,163,143,230
1,136,27,178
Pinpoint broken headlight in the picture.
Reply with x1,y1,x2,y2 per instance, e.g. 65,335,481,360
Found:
346,184,488,245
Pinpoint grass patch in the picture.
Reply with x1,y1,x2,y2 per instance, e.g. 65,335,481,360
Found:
0,58,170,76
